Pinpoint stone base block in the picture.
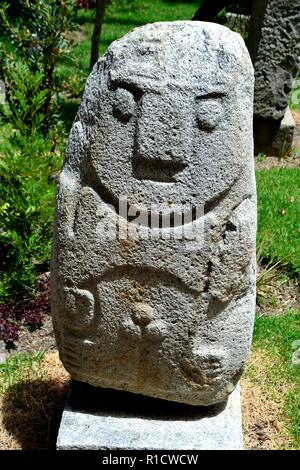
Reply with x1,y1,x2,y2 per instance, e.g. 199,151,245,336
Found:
57,381,243,450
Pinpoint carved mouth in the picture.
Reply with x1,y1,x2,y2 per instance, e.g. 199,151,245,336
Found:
126,205,200,227
132,158,187,183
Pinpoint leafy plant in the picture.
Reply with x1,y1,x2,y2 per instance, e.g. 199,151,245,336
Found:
21,277,50,330
0,129,63,302
256,152,266,163
0,1,71,307
0,304,19,345
0,0,76,133
76,0,97,8
256,259,285,308
278,141,297,161
0,62,48,136
0,277,51,346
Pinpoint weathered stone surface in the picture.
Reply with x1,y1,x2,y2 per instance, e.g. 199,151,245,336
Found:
51,21,256,406
57,381,243,450
249,0,300,121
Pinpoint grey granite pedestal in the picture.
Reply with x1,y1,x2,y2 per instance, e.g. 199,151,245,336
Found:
57,381,243,450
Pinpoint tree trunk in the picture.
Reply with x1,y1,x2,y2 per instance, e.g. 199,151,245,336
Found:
90,0,108,71
192,0,228,21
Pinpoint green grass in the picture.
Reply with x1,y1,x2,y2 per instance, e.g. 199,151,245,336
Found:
0,351,45,394
251,309,300,447
256,168,300,276
0,350,69,450
102,0,200,49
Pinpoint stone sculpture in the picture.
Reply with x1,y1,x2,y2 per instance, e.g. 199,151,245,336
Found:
51,21,256,406
248,0,300,152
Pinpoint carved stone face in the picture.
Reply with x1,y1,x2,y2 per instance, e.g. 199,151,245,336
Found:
52,22,256,407
89,23,248,212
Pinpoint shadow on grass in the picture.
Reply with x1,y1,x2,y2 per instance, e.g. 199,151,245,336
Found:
75,10,95,25
1,378,69,449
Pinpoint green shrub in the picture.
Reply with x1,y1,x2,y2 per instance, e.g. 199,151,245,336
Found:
0,0,76,133
0,62,48,136
0,130,63,302
0,0,73,302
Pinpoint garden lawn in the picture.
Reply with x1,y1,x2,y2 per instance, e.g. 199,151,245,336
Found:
244,308,300,449
256,168,300,276
0,351,69,449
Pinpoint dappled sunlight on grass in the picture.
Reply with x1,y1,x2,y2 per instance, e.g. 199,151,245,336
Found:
0,352,69,450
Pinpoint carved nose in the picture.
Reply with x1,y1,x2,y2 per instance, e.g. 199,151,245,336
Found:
134,95,189,164
133,95,189,181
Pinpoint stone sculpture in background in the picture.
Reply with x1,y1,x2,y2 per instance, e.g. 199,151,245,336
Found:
248,0,300,153
51,21,256,407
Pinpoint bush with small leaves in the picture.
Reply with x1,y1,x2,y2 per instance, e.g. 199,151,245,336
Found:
0,128,64,302
0,0,76,134
21,277,50,330
0,304,19,345
76,0,96,8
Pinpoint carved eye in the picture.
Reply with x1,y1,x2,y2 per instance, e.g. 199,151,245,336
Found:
113,88,136,122
195,95,225,131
